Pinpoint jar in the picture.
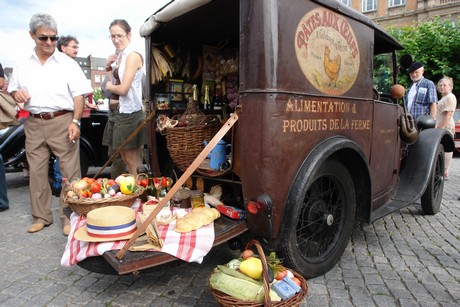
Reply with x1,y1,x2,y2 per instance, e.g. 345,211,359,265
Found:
189,190,205,209
172,189,191,208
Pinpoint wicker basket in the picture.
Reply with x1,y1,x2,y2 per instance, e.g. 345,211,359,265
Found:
166,116,221,172
209,240,308,307
64,186,145,216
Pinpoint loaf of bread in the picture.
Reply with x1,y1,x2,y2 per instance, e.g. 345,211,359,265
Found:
175,207,220,233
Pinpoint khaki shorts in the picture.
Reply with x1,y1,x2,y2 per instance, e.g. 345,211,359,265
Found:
103,109,147,150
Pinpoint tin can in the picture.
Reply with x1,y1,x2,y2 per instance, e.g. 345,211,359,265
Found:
190,190,205,209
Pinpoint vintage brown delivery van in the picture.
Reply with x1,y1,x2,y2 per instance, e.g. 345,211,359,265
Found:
83,0,454,277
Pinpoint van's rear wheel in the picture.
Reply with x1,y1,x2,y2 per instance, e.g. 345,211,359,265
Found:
421,144,444,215
280,160,356,278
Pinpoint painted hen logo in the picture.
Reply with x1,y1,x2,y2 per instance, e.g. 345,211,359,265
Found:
324,46,341,87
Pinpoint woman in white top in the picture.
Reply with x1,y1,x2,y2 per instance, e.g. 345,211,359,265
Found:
435,76,457,178
103,19,146,176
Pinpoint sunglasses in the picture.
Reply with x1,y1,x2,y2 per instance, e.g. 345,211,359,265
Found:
37,35,60,42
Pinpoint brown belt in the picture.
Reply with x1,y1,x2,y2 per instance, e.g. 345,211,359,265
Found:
109,102,119,111
32,110,71,120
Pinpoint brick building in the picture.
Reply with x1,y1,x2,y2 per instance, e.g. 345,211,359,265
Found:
342,0,460,28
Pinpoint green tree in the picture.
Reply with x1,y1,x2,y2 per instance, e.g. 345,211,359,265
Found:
387,16,460,99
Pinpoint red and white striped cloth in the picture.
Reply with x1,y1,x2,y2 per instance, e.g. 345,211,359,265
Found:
61,200,215,267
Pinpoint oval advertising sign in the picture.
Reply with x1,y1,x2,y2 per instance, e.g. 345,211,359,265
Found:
295,7,360,95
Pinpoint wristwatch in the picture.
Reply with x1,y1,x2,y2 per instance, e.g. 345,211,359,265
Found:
72,118,81,127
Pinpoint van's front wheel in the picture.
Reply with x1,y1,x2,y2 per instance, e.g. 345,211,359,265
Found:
280,160,356,278
421,144,444,215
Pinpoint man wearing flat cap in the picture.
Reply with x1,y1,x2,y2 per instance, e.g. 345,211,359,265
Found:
406,61,437,120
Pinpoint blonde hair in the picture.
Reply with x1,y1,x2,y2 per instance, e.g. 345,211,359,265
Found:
437,76,454,90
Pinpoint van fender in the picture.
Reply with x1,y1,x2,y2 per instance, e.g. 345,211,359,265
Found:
276,136,371,278
395,128,454,203
281,136,372,238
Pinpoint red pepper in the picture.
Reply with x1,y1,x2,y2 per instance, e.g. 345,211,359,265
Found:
161,177,167,187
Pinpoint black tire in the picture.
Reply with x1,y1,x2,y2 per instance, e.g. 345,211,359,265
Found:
280,160,356,278
421,144,445,215
80,149,89,177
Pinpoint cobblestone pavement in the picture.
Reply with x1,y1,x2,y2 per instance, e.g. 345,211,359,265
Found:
0,157,459,307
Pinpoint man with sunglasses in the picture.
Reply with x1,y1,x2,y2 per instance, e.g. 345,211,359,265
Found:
8,13,93,235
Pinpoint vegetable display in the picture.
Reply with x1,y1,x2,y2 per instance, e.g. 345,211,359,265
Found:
209,249,304,303
65,175,140,200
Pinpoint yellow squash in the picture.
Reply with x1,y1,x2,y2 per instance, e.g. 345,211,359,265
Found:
239,257,263,280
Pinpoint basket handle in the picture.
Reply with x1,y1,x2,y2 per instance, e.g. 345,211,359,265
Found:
200,114,221,126
245,240,272,307
136,173,149,181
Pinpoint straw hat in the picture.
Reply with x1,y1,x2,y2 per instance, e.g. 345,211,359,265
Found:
74,206,138,242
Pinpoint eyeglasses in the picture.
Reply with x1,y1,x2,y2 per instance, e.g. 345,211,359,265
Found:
36,35,60,42
67,45,79,49
109,34,127,40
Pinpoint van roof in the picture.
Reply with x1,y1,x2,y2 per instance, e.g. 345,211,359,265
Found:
140,0,403,54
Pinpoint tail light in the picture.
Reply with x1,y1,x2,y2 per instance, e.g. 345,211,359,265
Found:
246,194,272,216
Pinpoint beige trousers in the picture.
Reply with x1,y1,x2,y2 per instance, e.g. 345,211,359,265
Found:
24,112,81,226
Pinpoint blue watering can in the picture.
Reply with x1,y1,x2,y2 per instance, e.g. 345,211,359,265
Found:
203,139,231,170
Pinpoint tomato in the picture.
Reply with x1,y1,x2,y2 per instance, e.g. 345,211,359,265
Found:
139,179,149,187
291,277,302,287
241,249,254,260
107,179,117,186
90,182,101,194
83,177,96,184
275,270,288,280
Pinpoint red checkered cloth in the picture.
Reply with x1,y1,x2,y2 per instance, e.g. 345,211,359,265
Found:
61,200,215,267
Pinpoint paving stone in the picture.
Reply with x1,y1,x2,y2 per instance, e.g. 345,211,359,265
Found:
2,157,460,306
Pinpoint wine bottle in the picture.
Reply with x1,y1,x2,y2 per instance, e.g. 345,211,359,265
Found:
146,172,156,197
203,85,211,110
213,83,222,110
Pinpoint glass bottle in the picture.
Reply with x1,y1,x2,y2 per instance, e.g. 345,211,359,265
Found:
212,83,222,110
192,84,199,102
195,84,204,109
203,85,211,110
146,172,156,197
159,177,168,198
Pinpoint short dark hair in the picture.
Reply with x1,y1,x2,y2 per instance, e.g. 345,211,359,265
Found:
57,35,79,52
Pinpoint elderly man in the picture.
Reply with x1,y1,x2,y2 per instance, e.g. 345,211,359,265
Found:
8,13,92,235
406,61,438,120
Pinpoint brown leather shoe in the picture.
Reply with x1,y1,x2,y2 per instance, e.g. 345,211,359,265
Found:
28,223,45,233
63,225,71,236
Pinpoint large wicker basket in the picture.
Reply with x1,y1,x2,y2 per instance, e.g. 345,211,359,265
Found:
166,117,221,172
209,240,308,307
64,186,145,216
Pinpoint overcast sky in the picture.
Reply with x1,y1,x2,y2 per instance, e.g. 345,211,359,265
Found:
0,0,170,69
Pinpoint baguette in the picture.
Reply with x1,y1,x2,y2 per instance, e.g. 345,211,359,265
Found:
175,207,220,233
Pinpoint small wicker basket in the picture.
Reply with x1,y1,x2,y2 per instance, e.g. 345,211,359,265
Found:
209,240,308,307
64,186,145,216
